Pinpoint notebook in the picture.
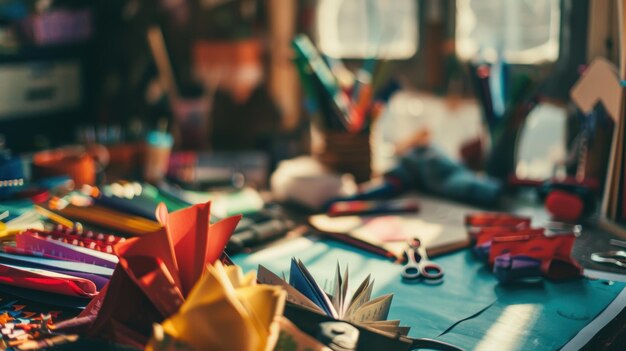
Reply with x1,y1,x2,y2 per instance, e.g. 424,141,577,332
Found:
309,195,472,259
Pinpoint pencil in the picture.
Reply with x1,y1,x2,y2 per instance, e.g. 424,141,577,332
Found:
315,230,397,261
54,205,162,236
34,205,74,228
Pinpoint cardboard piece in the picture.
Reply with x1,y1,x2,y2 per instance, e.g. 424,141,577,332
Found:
570,58,622,122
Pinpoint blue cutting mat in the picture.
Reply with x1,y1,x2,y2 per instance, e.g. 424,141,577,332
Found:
233,236,625,351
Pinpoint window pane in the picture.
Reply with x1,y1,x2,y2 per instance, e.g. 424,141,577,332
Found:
456,0,560,64
316,0,418,59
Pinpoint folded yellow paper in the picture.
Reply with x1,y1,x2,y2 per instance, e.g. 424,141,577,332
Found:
147,262,286,351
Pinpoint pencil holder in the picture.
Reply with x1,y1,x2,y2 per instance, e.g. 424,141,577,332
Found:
311,127,372,183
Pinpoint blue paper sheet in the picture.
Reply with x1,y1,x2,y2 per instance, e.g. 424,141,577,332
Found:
233,236,625,351
289,258,335,316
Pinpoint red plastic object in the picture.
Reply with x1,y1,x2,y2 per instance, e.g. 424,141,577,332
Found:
476,227,544,252
465,213,531,238
545,190,583,222
465,213,531,227
489,233,581,280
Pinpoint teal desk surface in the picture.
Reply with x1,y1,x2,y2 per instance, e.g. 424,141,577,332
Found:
233,235,625,351
3,191,625,350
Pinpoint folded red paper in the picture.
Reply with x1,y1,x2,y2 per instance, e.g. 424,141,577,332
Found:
56,201,241,348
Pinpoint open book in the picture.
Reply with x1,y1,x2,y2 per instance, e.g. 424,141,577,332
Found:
258,258,410,336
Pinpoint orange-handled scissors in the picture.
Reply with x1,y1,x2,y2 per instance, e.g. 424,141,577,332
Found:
401,237,444,284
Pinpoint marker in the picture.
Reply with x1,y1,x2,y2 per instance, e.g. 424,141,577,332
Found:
327,199,419,217
292,35,353,131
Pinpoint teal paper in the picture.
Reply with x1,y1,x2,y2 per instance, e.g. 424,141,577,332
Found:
233,236,625,351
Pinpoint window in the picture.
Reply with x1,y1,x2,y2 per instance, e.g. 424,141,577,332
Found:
316,0,418,59
515,103,568,180
456,0,560,64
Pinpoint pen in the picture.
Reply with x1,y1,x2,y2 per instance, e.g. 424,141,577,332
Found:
327,199,420,217
318,230,397,261
34,205,74,228
93,193,157,220
351,80,374,133
476,64,496,131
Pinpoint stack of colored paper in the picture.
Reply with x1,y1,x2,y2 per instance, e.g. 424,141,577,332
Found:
0,225,120,301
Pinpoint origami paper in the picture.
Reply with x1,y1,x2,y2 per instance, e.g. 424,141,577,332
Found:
56,201,241,348
146,262,286,351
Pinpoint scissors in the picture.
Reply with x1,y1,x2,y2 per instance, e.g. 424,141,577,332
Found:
401,237,444,283
590,250,626,268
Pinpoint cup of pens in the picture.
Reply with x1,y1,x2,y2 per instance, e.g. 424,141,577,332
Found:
293,35,389,183
310,127,372,183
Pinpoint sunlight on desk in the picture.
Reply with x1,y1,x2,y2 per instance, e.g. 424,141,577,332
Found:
474,303,541,351
235,234,626,351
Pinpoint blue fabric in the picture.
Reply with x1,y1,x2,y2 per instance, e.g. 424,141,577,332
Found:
388,146,502,207
233,236,625,351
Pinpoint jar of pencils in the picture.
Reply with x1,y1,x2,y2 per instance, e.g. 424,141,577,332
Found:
311,126,372,183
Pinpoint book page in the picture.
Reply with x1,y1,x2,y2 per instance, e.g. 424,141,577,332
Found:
293,259,338,318
331,263,343,315
339,265,350,316
360,320,410,336
257,265,324,314
343,276,373,319
345,293,392,323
